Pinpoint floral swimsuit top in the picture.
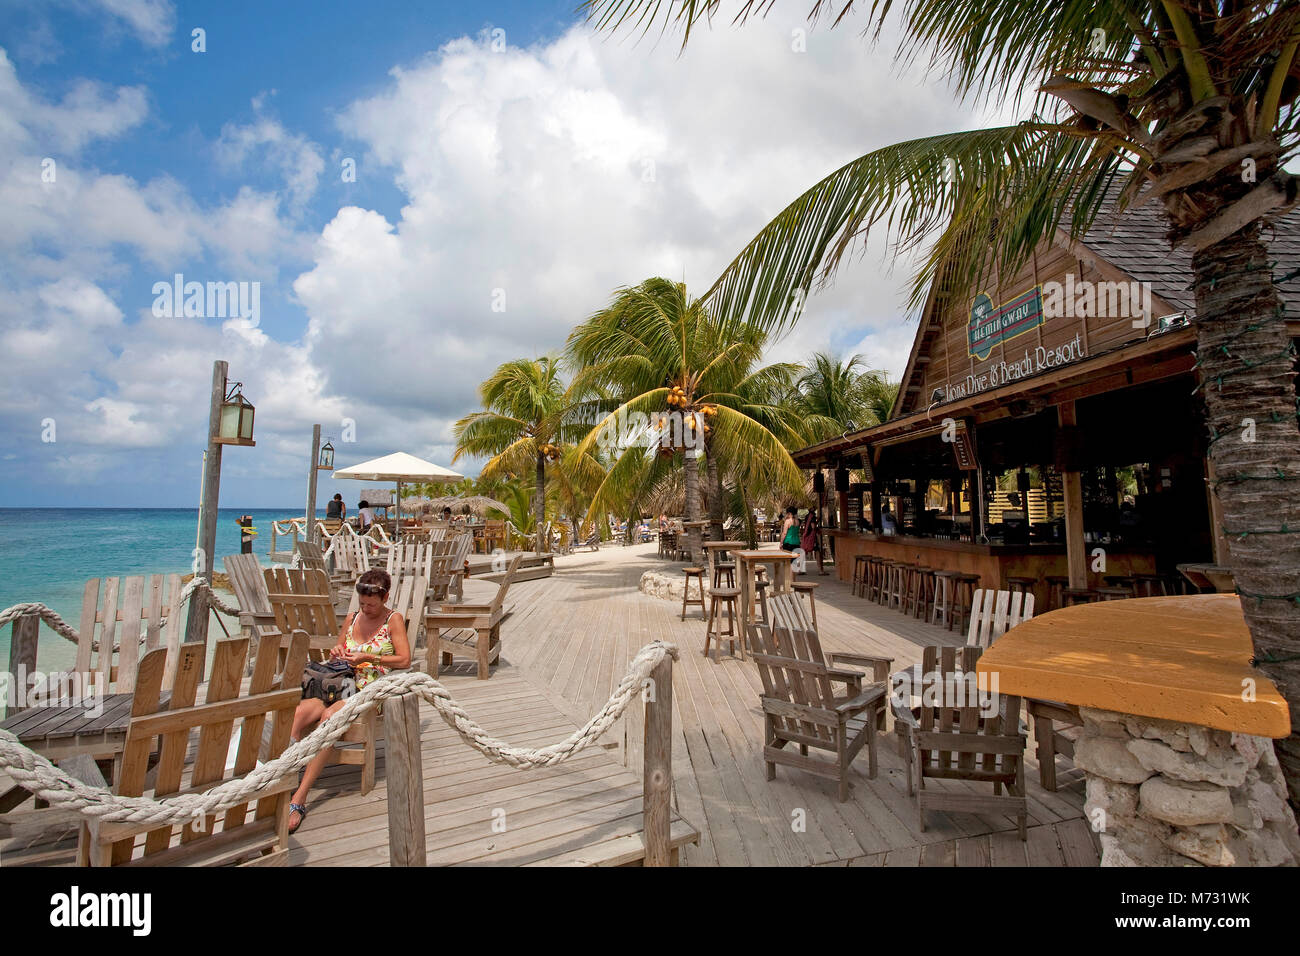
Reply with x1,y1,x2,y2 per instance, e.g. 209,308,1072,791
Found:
345,611,397,689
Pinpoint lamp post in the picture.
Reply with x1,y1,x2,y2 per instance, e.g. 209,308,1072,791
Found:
306,426,323,544
185,361,255,668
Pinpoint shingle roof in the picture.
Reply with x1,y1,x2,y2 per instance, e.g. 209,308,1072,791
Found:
1074,190,1299,316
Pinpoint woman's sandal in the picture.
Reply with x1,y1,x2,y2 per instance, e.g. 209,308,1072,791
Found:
288,802,308,834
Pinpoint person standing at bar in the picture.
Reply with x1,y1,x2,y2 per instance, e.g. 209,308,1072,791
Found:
881,503,898,535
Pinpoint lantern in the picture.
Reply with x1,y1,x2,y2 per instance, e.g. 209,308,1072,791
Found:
215,383,255,446
318,441,334,471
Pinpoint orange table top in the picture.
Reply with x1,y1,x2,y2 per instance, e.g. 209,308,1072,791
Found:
976,595,1289,737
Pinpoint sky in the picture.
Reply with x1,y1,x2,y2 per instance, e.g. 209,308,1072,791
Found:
0,0,1012,508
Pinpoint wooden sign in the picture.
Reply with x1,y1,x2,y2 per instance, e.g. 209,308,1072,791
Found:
950,421,977,470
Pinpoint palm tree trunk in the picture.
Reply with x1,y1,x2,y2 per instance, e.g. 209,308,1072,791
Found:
707,446,724,541
1191,222,1300,806
535,452,547,554
683,448,701,562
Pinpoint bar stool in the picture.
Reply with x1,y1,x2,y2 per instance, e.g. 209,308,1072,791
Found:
1007,576,1037,605
792,580,820,630
1046,575,1070,611
952,573,980,632
932,571,960,629
887,562,911,611
1103,575,1137,592
704,586,741,660
1133,574,1168,598
753,578,770,625
865,556,886,603
681,567,706,620
713,561,736,588
908,566,937,621
1062,587,1097,607
852,555,870,598
1095,585,1133,601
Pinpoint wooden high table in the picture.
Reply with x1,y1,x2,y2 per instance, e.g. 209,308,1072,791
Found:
974,594,1287,734
976,594,1296,866
680,521,709,563
733,550,797,629
700,541,735,588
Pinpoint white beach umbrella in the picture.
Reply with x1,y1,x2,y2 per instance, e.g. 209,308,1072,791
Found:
333,452,464,539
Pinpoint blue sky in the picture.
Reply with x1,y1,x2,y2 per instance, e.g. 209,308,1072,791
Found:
0,1,1001,508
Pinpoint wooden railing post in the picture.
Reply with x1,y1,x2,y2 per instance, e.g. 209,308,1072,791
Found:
386,691,426,866
6,611,40,716
642,654,673,866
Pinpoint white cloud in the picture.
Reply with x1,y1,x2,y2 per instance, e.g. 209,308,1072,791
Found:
3,13,1027,503
88,0,175,48
217,98,326,212
0,48,149,153
289,19,990,459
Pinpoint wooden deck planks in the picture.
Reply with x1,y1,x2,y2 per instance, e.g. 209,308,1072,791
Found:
3,542,1091,868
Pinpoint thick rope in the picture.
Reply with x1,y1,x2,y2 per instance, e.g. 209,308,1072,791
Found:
0,575,240,653
0,641,678,828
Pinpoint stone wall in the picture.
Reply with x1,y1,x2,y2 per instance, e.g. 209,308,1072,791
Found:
639,569,712,602
1075,706,1300,866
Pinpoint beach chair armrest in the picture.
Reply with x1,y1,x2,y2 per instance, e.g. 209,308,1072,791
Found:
829,652,893,681
834,684,887,716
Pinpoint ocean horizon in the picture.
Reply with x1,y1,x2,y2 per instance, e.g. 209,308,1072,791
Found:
0,507,307,678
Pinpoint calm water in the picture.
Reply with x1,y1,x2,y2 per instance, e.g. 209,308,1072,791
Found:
0,508,296,674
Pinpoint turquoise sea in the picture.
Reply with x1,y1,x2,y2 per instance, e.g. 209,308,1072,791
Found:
0,508,297,677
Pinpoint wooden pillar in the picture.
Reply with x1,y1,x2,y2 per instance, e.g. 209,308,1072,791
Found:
306,424,321,544
1204,454,1229,566
185,360,227,667
7,611,40,714
642,654,674,866
385,691,426,866
1059,401,1087,588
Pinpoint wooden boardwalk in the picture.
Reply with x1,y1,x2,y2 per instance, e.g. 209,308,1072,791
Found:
501,543,1095,867
2,542,1093,867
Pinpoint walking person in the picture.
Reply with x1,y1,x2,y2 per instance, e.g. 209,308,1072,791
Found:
800,508,826,575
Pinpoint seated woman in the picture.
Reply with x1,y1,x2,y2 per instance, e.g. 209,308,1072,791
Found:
287,569,410,834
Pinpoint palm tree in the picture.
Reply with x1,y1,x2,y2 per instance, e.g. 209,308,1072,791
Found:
568,277,805,559
795,352,899,440
453,356,575,551
585,0,1300,805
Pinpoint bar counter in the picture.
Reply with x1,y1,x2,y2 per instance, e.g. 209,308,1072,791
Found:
825,529,1156,596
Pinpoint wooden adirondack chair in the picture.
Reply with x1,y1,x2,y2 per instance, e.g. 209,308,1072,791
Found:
77,631,309,866
387,542,434,584
429,533,472,602
293,540,329,573
327,529,371,586
264,568,337,661
425,554,522,679
896,644,1028,839
223,553,278,642
66,574,189,697
967,588,1035,649
749,594,892,802
891,588,1034,753
481,519,505,553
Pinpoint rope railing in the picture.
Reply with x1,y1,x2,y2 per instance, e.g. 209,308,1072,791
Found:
0,576,241,653
0,641,679,831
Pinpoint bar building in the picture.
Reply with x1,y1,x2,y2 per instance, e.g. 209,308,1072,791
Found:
794,196,1300,609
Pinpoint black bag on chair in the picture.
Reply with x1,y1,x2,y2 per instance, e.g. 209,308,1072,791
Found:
301,659,357,705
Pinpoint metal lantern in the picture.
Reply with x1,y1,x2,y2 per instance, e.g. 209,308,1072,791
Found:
318,441,335,471
215,383,255,446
